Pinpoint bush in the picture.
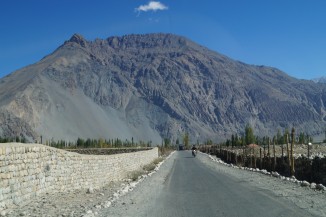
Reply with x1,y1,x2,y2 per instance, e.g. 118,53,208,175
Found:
143,163,156,172
153,157,164,165
128,170,145,181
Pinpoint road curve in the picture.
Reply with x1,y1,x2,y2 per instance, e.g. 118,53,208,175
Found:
101,151,315,217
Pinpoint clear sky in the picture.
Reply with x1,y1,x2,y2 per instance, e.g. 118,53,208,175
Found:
1,0,325,80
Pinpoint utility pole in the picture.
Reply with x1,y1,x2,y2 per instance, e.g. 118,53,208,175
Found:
273,137,276,171
286,133,290,173
308,142,312,159
291,128,295,177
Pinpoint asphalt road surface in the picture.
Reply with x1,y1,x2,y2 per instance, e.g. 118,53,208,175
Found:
101,151,315,217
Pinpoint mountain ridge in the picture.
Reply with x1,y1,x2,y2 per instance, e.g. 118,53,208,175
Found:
313,76,326,84
0,33,325,143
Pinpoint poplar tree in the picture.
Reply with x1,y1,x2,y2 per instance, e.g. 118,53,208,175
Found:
245,124,255,145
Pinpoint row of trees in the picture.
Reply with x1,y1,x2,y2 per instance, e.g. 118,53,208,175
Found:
46,137,152,149
0,125,323,149
223,124,314,147
0,136,27,143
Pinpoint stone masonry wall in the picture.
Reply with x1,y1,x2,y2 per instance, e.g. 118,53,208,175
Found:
0,143,158,211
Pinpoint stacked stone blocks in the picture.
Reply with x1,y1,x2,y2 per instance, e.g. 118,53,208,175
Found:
0,143,158,211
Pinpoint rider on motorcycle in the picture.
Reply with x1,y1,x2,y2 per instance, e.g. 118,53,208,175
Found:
191,145,197,157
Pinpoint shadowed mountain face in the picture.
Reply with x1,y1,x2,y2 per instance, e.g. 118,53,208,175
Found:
0,33,325,143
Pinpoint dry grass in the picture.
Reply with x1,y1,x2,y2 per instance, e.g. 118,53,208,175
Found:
129,157,166,181
153,156,164,165
128,170,146,181
158,147,174,157
143,163,156,172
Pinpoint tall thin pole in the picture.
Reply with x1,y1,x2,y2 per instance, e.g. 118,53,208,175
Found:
291,128,295,177
273,138,276,171
286,134,290,171
268,138,271,170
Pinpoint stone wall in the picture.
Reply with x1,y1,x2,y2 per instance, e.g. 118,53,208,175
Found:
0,143,158,211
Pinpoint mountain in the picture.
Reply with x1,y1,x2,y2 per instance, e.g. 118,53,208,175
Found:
313,77,326,84
0,33,325,143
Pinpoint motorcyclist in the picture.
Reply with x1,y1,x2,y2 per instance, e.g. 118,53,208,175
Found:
191,145,197,157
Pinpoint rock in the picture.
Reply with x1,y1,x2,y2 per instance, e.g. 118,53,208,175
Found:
301,181,310,187
271,172,280,178
105,201,112,208
310,183,317,189
316,184,326,191
87,187,94,194
0,210,6,217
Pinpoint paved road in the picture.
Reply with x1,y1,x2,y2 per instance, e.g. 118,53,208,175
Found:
101,151,315,217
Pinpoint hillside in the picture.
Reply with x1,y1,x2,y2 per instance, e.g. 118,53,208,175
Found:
0,33,325,143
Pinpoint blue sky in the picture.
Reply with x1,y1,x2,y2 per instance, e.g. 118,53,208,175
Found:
1,0,325,80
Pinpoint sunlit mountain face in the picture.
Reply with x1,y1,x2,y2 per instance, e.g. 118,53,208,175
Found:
0,33,325,143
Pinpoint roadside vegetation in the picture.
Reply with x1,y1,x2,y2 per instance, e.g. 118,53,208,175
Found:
198,124,326,186
220,124,317,148
128,156,165,181
0,136,27,143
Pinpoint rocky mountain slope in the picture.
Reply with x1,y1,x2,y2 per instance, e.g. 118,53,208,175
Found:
0,33,325,143
313,77,326,84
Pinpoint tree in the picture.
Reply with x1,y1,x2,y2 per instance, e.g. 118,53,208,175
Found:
76,138,85,147
245,124,255,145
234,134,241,146
283,128,290,143
183,133,189,149
231,134,235,147
277,129,283,145
206,139,213,146
298,132,305,144
164,138,171,148
99,138,105,148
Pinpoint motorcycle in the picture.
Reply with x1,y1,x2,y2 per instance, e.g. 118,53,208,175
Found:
192,149,197,157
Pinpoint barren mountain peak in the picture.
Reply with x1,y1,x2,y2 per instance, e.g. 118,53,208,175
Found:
0,33,325,143
67,33,88,47
101,33,191,50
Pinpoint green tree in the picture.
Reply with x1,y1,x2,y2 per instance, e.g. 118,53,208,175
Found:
206,139,213,146
276,129,283,144
245,124,255,145
164,138,171,148
231,134,235,147
183,133,189,149
298,132,305,144
76,138,85,147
